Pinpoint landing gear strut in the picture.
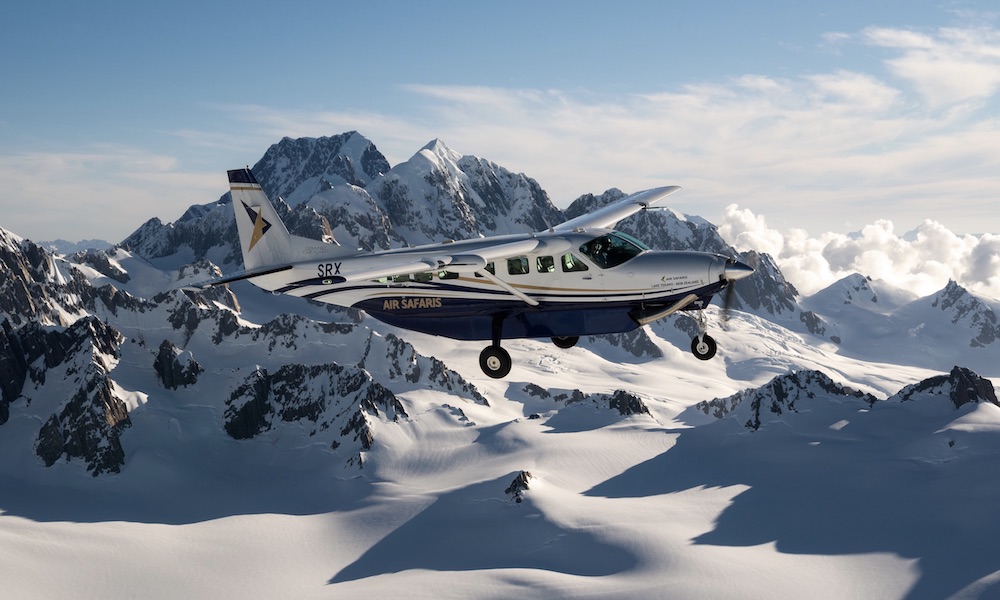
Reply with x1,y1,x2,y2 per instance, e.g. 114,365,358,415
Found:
480,313,513,379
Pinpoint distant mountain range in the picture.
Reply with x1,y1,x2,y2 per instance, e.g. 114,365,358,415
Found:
2,132,999,600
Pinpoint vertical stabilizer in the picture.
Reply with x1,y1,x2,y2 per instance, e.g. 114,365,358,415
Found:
228,168,294,270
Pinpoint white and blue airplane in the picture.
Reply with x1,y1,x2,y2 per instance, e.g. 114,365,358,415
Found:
190,168,754,378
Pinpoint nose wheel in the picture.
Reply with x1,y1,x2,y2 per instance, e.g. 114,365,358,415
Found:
691,334,717,360
689,308,718,360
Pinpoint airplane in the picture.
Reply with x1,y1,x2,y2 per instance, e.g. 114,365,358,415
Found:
189,168,754,379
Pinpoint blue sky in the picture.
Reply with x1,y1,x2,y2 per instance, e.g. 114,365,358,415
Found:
2,0,999,244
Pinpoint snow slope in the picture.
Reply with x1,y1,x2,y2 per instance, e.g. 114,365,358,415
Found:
2,294,997,599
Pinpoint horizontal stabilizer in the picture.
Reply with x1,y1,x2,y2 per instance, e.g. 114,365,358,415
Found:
180,264,294,291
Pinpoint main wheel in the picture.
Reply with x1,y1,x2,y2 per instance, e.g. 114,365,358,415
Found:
479,345,512,379
691,334,717,360
551,335,579,349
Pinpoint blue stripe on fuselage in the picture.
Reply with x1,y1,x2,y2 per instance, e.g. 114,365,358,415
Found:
357,297,636,340
351,285,722,341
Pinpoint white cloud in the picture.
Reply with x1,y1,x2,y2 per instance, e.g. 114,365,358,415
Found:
0,148,218,242
719,205,1000,301
863,26,1000,107
176,25,1000,241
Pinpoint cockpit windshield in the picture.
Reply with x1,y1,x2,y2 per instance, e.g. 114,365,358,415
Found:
578,232,649,269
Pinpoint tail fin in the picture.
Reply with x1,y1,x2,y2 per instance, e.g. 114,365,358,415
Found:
228,168,293,270
228,168,346,270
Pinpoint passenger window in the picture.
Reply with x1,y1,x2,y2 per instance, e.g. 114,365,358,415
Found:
536,256,555,273
438,271,459,280
413,272,433,283
561,253,589,272
475,262,496,278
392,274,409,283
507,256,529,275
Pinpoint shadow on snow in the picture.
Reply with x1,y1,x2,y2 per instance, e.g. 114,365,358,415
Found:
585,403,1000,600
329,473,636,585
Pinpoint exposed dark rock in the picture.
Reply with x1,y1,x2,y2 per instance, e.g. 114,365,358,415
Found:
35,366,131,476
252,133,389,198
225,362,408,467
728,250,799,317
0,319,29,424
698,370,877,431
225,368,273,440
519,384,650,417
930,281,999,348
153,339,203,390
361,331,488,405
895,366,999,409
505,470,533,504
608,390,650,416
70,249,130,283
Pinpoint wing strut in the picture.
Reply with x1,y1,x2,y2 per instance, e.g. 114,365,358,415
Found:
475,269,539,306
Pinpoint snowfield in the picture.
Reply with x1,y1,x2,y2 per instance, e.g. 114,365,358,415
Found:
2,303,998,600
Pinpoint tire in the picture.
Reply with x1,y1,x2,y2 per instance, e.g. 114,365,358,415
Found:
479,345,512,379
551,336,579,349
691,334,717,360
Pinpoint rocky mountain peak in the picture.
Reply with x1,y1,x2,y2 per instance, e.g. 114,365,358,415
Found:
696,370,877,431
252,132,390,202
893,366,998,409
835,273,878,305
929,280,999,347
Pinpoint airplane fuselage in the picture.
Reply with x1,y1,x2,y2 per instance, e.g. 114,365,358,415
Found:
248,228,734,341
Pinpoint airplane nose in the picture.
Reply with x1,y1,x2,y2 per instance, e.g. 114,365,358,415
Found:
724,258,754,281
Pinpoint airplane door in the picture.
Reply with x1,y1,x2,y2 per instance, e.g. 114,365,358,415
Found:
557,252,603,296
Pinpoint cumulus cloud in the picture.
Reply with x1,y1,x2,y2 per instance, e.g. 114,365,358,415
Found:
719,205,1000,301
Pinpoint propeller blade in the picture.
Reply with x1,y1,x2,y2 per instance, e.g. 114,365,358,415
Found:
722,280,736,322
720,256,751,322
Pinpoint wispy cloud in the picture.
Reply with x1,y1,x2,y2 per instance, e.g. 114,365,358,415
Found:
0,147,218,242
191,25,1000,239
863,26,1000,107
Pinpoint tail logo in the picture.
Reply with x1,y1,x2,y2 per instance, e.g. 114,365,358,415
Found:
242,201,272,252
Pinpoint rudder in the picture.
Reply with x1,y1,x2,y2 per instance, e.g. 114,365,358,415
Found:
228,168,295,270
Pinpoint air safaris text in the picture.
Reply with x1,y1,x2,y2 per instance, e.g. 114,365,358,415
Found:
382,298,444,310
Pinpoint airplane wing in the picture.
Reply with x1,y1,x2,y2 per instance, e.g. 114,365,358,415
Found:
326,259,441,284
552,185,681,232
184,238,550,291
331,238,546,283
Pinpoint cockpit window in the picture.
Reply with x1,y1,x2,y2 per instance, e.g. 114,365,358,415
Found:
578,232,649,269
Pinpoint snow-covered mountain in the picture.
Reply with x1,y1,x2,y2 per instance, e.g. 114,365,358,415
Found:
2,133,999,600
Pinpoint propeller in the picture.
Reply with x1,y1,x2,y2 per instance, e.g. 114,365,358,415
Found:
720,256,754,322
